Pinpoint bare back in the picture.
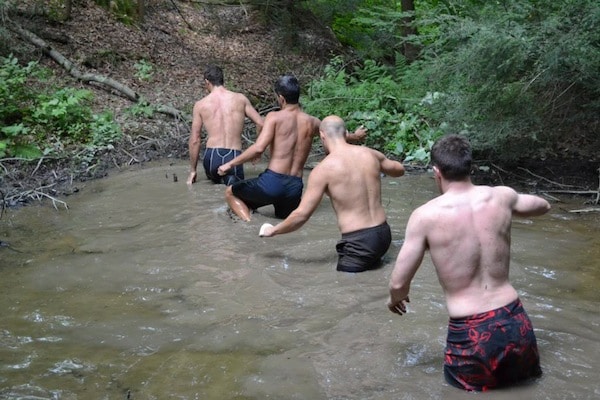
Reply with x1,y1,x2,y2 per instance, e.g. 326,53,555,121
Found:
195,87,252,150
262,106,320,177
417,185,519,316
317,145,388,233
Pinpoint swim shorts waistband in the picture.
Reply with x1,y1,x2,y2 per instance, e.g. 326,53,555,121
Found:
341,221,390,239
263,169,302,181
449,298,523,326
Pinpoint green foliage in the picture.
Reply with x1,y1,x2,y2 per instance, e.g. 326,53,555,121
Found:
134,59,154,82
0,55,122,159
94,0,138,24
408,0,600,159
303,56,443,162
126,98,156,118
307,0,599,161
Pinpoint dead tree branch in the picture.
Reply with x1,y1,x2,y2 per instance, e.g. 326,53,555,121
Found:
8,20,190,122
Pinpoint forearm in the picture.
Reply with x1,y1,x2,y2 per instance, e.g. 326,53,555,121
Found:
189,137,201,171
230,144,263,167
270,212,309,236
346,126,366,143
389,279,410,302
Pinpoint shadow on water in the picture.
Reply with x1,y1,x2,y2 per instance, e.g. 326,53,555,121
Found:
0,161,599,399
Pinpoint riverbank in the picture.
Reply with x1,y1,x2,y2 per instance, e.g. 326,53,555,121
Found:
1,1,598,210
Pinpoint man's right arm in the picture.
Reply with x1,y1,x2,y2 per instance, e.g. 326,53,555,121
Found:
187,102,203,185
261,166,327,237
388,208,428,315
218,113,275,176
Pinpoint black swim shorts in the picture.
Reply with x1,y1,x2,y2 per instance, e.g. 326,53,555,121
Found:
335,221,391,273
203,147,243,185
231,169,303,219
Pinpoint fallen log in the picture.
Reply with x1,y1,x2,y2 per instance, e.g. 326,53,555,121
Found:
8,20,189,122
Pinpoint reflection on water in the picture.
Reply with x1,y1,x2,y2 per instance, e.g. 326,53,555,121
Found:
1,161,599,399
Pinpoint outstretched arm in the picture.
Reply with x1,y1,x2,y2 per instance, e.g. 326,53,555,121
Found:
260,167,327,237
218,114,274,176
513,193,551,217
372,149,405,177
346,125,367,143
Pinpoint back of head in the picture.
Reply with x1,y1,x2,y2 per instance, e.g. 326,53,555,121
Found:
204,65,224,86
320,116,346,140
431,134,472,181
274,74,300,104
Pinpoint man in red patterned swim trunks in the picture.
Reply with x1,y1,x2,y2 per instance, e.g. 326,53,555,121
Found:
387,134,549,391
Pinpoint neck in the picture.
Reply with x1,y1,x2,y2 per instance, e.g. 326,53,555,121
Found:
440,178,473,194
325,137,348,153
280,102,300,111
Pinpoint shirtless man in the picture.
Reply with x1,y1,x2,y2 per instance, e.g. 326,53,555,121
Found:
217,75,366,221
387,134,549,391
187,65,263,186
259,115,405,273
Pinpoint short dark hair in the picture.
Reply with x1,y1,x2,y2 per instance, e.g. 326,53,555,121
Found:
430,134,472,181
204,65,224,86
274,74,300,104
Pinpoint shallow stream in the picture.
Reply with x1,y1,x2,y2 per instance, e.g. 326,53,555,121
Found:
1,161,599,399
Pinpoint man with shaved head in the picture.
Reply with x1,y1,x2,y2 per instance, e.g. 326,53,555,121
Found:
260,115,405,273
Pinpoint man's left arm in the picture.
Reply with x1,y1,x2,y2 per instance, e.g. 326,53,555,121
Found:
373,149,405,177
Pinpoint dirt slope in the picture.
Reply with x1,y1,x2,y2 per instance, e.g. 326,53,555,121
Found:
1,0,338,206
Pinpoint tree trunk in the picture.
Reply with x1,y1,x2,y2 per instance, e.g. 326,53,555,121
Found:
137,0,145,23
400,0,420,62
64,0,72,20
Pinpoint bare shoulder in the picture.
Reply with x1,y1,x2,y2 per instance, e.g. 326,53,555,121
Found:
265,109,283,121
231,90,250,102
490,185,519,204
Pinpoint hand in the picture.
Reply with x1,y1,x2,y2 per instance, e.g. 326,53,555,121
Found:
259,223,274,237
387,295,410,315
217,163,231,176
354,125,367,141
187,171,197,185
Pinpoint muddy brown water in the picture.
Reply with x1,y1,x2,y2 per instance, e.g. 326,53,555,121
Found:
1,161,599,400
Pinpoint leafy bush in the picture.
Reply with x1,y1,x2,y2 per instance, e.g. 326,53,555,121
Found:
0,55,122,159
303,56,443,163
306,0,600,162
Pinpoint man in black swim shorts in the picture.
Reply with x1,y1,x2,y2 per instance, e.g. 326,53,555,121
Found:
203,148,244,185
259,115,405,273
335,222,392,272
187,65,263,186
388,134,550,391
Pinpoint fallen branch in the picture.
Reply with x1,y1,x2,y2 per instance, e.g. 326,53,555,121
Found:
517,167,576,188
8,20,190,122
543,190,599,195
568,208,600,213
5,184,69,210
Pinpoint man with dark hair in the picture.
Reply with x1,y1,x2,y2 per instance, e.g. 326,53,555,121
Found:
187,65,263,186
259,115,404,273
218,75,366,221
387,134,549,391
